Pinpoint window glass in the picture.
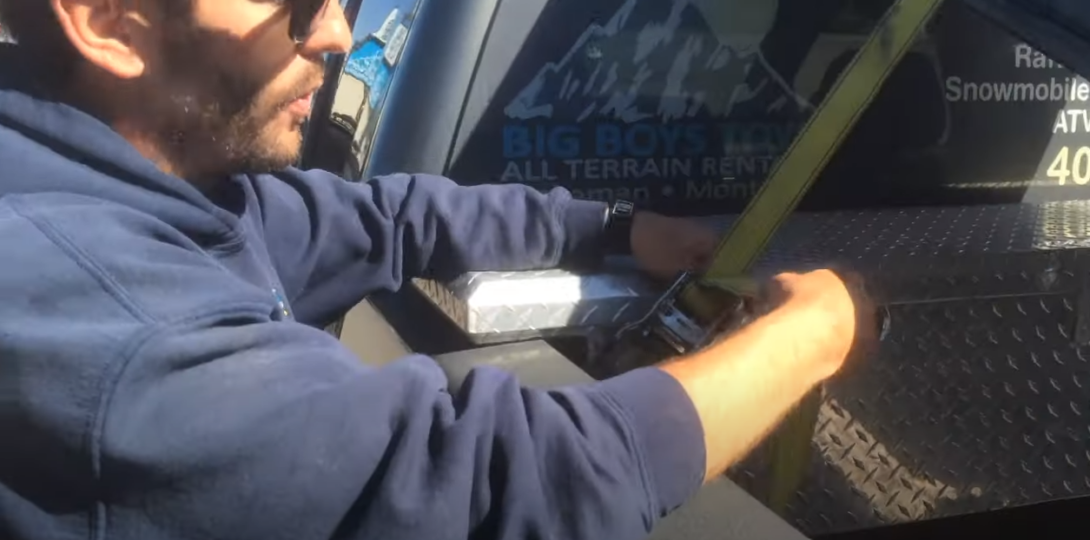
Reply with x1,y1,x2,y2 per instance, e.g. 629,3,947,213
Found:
325,0,419,179
448,0,1090,215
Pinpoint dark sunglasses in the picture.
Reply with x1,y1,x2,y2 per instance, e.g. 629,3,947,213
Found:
288,0,332,43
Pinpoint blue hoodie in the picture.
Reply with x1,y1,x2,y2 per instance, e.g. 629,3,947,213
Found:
0,55,705,540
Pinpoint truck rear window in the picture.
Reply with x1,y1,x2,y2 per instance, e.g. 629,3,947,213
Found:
448,0,1090,215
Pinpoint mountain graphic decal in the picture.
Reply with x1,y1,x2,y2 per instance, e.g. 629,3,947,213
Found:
503,0,813,125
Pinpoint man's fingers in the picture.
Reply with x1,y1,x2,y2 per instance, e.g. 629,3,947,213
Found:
758,272,800,308
821,269,881,362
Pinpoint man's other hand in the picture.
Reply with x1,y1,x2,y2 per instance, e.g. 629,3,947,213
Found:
762,269,877,377
660,268,875,479
630,212,719,280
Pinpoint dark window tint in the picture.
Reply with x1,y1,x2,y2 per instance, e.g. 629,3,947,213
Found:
449,0,1090,215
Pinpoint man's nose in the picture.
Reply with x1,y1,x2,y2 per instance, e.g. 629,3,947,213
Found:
299,0,352,56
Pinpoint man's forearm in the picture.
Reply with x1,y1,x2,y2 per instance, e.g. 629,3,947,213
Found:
658,301,842,481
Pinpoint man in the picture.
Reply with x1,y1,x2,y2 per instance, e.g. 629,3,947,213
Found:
0,1,870,539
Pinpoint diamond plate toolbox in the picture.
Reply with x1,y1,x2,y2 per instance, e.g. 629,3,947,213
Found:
420,202,1090,534
590,204,1090,536
727,209,1090,536
735,250,1090,535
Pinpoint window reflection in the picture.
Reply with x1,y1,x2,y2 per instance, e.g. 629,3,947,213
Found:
326,0,419,179
447,0,1087,215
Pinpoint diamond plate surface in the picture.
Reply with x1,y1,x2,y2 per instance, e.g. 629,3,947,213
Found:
413,269,658,344
731,279,1090,535
415,200,1090,533
415,201,1090,343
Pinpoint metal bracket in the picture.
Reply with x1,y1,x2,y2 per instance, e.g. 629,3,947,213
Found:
614,272,696,353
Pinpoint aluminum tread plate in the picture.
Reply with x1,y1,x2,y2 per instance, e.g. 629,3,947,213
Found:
730,263,1090,534
416,202,1090,342
414,201,1090,533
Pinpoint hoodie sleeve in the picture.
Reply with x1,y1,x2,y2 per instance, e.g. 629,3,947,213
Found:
249,169,609,323
0,196,702,540
101,313,707,540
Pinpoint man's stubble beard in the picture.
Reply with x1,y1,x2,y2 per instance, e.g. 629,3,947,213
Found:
149,21,319,181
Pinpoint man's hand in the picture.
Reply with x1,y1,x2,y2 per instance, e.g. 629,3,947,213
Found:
760,269,877,378
630,211,720,280
659,269,874,480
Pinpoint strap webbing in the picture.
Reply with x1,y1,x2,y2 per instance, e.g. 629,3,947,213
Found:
686,0,946,513
698,0,946,285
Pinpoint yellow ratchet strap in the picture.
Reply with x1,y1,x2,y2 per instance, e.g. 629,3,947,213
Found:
683,0,946,514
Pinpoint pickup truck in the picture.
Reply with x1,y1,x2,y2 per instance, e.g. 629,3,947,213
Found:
303,0,1090,538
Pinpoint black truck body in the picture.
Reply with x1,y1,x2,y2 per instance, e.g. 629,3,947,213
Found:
305,0,1090,538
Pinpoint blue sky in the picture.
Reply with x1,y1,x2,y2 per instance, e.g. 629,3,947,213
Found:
350,0,419,41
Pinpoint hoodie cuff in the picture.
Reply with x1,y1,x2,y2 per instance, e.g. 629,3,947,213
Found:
595,367,706,516
559,198,609,270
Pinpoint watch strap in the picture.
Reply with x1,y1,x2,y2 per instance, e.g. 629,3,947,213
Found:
603,199,635,255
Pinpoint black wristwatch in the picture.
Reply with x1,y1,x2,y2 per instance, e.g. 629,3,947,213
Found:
603,199,636,255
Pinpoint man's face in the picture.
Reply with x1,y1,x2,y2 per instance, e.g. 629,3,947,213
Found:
135,0,351,178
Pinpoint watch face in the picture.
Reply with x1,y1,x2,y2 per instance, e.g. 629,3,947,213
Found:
613,200,635,218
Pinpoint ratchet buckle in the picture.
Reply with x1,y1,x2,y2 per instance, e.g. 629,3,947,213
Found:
617,270,893,356
615,271,756,355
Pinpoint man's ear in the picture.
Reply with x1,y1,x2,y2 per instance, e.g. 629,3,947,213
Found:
50,0,151,79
